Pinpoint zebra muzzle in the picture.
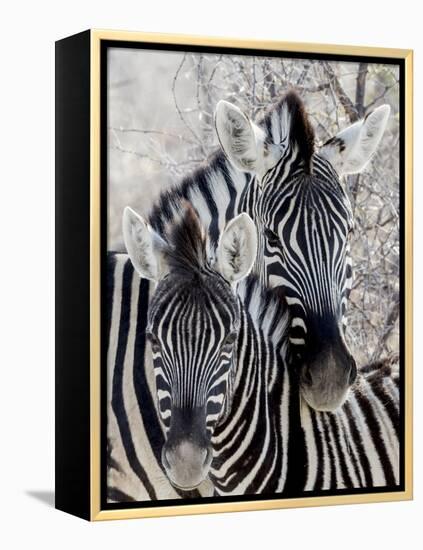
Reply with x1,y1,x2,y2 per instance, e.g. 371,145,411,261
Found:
299,347,357,412
162,440,213,490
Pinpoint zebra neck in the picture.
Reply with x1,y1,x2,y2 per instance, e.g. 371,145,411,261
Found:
209,279,290,495
147,150,250,249
236,276,290,352
228,276,291,429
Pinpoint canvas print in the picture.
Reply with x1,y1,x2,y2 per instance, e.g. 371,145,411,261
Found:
104,45,402,506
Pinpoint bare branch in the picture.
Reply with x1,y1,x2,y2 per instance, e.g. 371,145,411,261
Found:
323,62,359,122
109,127,197,145
172,54,207,156
355,62,368,118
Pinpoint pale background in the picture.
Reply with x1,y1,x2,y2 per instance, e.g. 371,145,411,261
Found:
0,1,421,549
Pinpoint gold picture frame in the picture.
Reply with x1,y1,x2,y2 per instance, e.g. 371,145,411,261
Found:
55,29,413,521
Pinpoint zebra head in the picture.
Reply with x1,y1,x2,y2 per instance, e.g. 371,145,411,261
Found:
123,206,257,490
215,91,390,412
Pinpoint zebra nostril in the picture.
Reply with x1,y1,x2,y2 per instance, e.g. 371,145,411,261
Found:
203,447,213,467
161,447,171,470
349,357,358,384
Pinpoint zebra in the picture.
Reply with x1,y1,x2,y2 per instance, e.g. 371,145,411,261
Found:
107,119,252,501
108,206,399,499
107,90,393,495
214,92,391,411
125,90,390,413
106,248,215,501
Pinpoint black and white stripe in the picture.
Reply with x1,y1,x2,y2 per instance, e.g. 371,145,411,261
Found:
299,359,399,491
212,93,360,412
119,92,389,417
106,253,214,501
224,94,354,346
111,93,357,418
107,90,396,498
107,249,399,501
248,153,354,346
148,152,251,254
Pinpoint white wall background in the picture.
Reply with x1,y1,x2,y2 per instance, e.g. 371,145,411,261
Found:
0,1,420,547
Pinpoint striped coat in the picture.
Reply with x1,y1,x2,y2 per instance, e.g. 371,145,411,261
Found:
106,253,399,501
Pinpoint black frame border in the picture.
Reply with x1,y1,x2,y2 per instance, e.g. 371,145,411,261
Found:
99,39,406,512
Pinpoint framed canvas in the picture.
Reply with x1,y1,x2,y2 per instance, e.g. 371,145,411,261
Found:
55,29,413,521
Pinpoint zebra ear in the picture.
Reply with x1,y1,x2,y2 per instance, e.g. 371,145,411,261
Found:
215,100,266,174
122,207,168,281
216,213,257,284
319,104,390,176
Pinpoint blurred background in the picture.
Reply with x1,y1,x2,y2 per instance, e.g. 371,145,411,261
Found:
107,47,400,367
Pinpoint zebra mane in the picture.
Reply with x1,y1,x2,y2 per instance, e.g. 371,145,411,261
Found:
238,275,290,347
148,150,237,238
147,90,316,239
260,90,315,173
164,206,208,276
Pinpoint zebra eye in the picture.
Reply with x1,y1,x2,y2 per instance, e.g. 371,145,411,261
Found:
265,227,280,245
146,332,160,349
223,332,237,347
